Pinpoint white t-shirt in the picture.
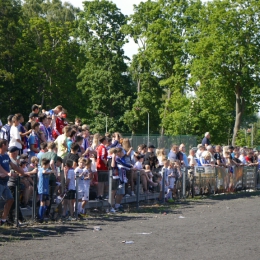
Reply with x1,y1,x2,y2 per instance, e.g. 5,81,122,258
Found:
133,161,143,170
54,134,67,158
75,167,84,192
188,155,197,167
9,126,22,149
67,168,75,190
83,169,91,190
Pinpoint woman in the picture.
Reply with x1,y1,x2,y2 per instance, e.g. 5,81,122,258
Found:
199,151,213,166
122,138,136,196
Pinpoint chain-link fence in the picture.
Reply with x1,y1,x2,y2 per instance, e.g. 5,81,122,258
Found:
122,134,197,151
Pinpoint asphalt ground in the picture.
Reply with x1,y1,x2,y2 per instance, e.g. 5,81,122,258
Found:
1,192,260,260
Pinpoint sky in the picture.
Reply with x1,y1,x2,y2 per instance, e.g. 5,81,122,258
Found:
62,0,144,58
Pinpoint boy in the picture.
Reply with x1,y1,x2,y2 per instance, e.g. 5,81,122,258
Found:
74,157,86,215
38,158,52,223
63,159,76,220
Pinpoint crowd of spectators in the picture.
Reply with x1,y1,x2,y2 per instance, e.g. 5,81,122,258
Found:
0,106,260,226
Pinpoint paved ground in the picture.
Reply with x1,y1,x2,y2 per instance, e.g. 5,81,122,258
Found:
1,193,260,260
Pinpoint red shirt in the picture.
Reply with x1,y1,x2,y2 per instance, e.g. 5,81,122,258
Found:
245,156,253,163
52,117,68,140
97,144,108,171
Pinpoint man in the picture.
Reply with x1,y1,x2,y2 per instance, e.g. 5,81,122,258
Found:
202,132,211,148
31,104,41,117
24,113,37,131
179,144,189,167
0,115,13,144
214,145,225,166
0,140,24,226
96,136,108,200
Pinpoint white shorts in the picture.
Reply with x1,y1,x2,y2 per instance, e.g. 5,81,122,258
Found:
78,190,89,201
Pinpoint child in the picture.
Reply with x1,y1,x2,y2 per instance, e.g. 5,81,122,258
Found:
133,155,144,170
159,158,169,200
38,158,52,222
81,158,93,214
74,157,86,215
166,160,177,200
63,159,76,220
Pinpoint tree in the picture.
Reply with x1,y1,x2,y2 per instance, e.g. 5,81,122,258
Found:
0,0,23,117
188,0,260,145
77,0,134,133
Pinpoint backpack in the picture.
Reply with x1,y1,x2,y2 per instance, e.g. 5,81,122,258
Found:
0,124,11,143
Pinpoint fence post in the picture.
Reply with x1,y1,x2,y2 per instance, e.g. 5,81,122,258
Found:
15,176,20,228
136,171,140,209
182,167,186,199
162,168,165,203
108,170,113,209
75,172,79,220
32,174,37,221
192,170,195,198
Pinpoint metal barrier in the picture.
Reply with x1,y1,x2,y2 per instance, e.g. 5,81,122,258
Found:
1,166,260,224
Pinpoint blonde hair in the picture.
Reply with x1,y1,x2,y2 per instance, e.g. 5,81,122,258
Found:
91,133,100,150
122,138,131,152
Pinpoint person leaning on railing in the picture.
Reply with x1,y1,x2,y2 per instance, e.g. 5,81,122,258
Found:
0,139,25,226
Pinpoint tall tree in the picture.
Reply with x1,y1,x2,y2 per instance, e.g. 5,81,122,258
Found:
0,0,23,117
77,0,133,133
188,0,260,145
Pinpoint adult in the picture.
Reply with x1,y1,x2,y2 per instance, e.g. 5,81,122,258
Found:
24,113,37,131
16,113,31,153
9,115,23,153
38,113,50,142
96,136,108,200
52,110,68,140
202,132,211,148
0,140,24,226
179,143,189,167
54,125,72,158
214,145,225,166
0,115,13,143
31,104,41,117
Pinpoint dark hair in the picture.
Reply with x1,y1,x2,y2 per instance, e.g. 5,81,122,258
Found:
107,138,112,143
75,136,83,143
56,156,63,163
71,143,80,152
85,158,92,165
99,136,107,143
41,158,50,166
31,121,40,129
65,159,73,168
19,159,27,166
40,142,48,150
7,115,14,122
32,104,39,111
0,139,8,148
70,130,77,138
38,113,47,122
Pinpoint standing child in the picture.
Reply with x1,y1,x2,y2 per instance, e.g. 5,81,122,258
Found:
63,159,76,220
81,158,93,214
74,157,86,216
166,160,177,200
159,158,169,201
38,158,52,223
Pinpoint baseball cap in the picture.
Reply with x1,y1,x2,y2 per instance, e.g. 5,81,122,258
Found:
148,144,155,149
29,113,37,118
8,146,20,153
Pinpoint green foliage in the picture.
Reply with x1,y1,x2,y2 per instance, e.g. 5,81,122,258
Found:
77,0,134,133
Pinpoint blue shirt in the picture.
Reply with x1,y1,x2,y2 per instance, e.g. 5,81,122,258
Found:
0,153,11,185
182,152,189,167
28,132,40,156
38,167,50,194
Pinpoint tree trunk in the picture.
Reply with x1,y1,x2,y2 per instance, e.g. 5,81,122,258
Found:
232,86,244,146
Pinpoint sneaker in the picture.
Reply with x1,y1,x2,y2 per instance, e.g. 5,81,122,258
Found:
110,207,116,213
67,216,76,221
124,194,130,197
0,220,13,227
115,206,124,213
131,191,136,196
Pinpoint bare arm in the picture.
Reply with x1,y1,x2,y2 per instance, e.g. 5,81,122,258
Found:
10,161,25,176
